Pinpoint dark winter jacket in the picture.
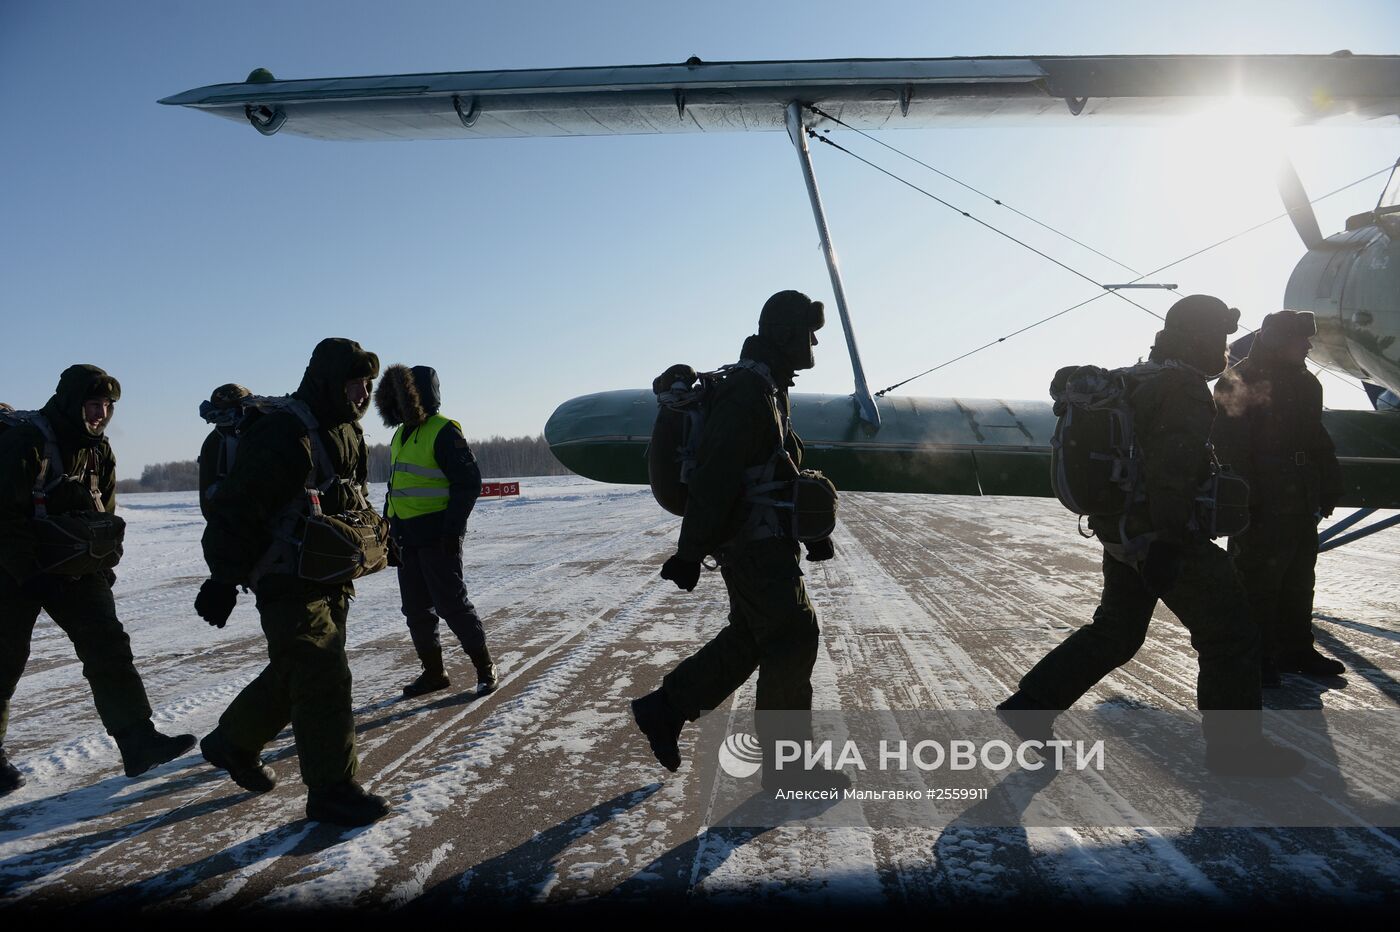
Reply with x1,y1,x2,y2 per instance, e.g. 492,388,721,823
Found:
1088,333,1219,547
1211,340,1344,516
0,364,120,584
676,334,804,562
201,338,379,587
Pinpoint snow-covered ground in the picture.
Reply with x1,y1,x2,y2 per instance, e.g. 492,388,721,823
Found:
1,476,1398,910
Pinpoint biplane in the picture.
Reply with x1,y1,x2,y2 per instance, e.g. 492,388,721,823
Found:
161,54,1400,547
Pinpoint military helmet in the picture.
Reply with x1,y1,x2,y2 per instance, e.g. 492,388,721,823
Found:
209,383,253,409
1163,294,1240,338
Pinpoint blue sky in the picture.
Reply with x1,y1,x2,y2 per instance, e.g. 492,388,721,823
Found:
4,0,1399,477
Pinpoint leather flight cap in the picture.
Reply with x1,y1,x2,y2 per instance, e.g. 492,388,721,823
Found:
1260,310,1318,339
1163,294,1240,337
760,290,825,332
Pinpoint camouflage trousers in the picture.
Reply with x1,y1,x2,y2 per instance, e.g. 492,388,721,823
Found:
662,539,819,722
0,573,153,743
1229,512,1320,660
1019,541,1261,711
218,577,357,788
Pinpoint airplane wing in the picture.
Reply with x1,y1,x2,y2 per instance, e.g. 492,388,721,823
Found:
159,55,1400,141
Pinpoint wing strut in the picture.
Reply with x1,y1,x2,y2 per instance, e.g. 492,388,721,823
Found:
1318,507,1400,552
784,101,880,430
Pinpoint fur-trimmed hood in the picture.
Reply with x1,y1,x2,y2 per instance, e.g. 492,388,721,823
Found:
375,364,440,428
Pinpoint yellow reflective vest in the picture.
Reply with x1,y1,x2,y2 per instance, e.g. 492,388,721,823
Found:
388,414,460,520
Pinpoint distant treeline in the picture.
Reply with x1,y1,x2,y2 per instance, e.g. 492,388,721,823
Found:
116,433,570,494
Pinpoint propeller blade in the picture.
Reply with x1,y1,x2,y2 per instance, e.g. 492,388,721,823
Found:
1277,156,1325,249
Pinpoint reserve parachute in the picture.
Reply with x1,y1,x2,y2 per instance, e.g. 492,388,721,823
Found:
0,408,125,574
198,395,390,586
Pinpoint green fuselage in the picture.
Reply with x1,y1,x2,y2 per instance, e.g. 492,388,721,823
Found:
545,389,1400,508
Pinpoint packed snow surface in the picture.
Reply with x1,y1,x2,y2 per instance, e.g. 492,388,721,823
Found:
1,477,1397,909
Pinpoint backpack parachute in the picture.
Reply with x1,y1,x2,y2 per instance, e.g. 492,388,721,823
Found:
648,361,837,544
1048,363,1154,518
648,364,707,517
1049,362,1250,541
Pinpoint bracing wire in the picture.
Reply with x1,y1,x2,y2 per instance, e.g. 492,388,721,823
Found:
819,125,1396,396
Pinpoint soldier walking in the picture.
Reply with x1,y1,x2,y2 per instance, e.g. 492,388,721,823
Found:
998,296,1303,777
0,365,194,796
374,364,496,698
195,338,391,826
1213,310,1346,684
631,290,838,790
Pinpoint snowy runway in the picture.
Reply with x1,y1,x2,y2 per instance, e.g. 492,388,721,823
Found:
2,477,1398,910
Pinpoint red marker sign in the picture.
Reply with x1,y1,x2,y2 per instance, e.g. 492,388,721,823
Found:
480,481,520,498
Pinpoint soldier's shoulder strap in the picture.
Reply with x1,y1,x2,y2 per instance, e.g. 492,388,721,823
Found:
241,395,337,491
0,411,77,516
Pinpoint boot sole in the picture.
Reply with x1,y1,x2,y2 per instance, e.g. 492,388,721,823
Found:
402,682,451,698
306,800,390,826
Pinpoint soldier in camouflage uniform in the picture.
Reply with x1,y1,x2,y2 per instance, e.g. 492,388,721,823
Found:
0,365,194,796
1213,310,1346,684
630,290,837,788
195,338,390,826
999,295,1303,777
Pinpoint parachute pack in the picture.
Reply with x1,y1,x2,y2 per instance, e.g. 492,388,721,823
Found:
0,408,125,575
200,396,389,587
648,362,837,546
1048,362,1249,546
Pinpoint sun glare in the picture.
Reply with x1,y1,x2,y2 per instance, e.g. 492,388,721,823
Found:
1159,96,1299,224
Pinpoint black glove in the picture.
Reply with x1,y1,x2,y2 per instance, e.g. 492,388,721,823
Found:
195,579,238,629
660,555,702,592
439,535,464,556
102,568,117,587
1140,542,1184,599
386,536,402,568
805,537,836,562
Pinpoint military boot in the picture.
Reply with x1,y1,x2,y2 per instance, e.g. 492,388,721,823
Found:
306,780,390,826
1205,737,1306,778
631,688,685,772
996,690,1058,744
114,723,196,778
402,669,451,698
0,745,24,797
404,640,450,698
200,727,276,793
1277,648,1345,678
467,646,498,695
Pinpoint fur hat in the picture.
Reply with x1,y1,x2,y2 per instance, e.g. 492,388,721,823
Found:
374,364,429,428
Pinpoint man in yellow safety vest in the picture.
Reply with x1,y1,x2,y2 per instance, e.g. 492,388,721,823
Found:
374,365,496,697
